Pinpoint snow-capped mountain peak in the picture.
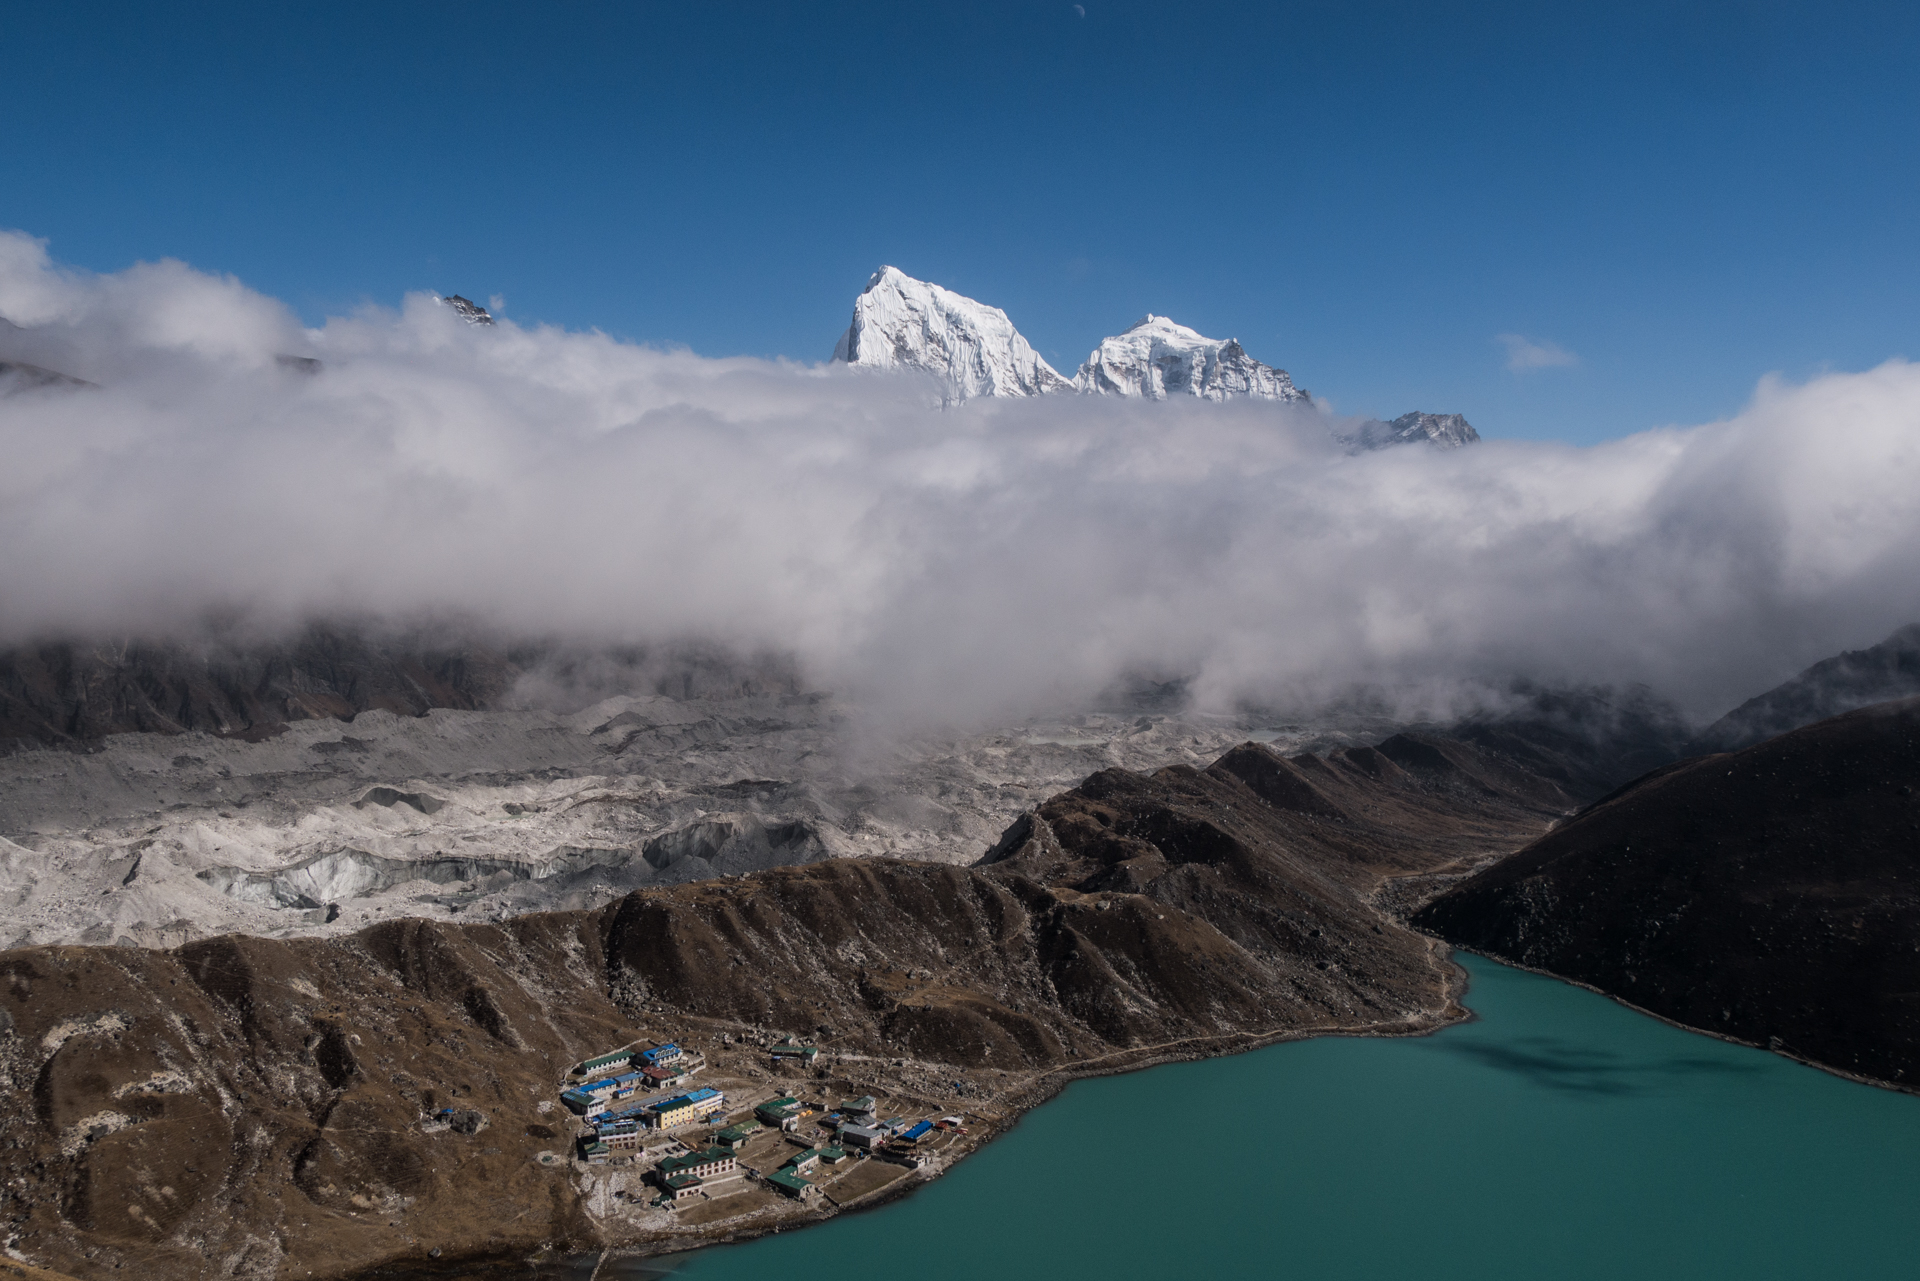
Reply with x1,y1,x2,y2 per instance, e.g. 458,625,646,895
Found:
823,270,1476,449
1075,314,1308,403
832,266,1072,402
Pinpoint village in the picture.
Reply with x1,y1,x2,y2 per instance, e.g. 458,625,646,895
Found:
552,1033,974,1218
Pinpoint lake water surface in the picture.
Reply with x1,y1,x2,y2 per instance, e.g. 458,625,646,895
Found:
649,954,1920,1280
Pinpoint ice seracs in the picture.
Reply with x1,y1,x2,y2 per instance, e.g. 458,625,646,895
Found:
831,266,1072,403
1074,313,1309,404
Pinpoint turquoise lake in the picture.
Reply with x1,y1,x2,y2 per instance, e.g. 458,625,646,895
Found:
643,954,1920,1281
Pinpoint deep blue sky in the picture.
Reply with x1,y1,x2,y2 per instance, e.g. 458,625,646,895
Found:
5,0,1917,444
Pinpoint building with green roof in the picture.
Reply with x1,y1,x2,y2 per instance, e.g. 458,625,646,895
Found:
656,1146,736,1181
574,1049,634,1076
781,1147,823,1175
769,1037,819,1063
767,1169,815,1199
755,1096,802,1126
715,1120,763,1150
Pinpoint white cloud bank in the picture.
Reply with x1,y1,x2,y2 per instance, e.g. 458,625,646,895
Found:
3,231,1919,725
1498,332,1580,371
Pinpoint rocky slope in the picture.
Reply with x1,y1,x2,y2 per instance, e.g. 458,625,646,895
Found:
1688,623,1920,754
1414,696,1920,1090
0,733,1570,1278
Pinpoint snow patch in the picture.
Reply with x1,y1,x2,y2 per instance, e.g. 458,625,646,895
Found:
60,1110,137,1156
41,1010,130,1055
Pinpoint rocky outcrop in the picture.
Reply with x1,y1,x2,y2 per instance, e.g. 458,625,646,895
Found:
1414,696,1920,1091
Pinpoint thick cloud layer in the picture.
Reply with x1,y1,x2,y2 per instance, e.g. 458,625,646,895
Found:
3,231,1919,724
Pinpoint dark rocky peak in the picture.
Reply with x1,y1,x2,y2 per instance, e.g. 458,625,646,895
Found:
1389,411,1478,446
1444,681,1694,802
439,294,494,325
0,360,94,394
1207,742,1351,819
1344,411,1480,451
1689,623,1920,755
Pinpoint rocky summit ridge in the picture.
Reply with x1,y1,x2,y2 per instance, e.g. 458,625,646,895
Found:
829,266,1474,447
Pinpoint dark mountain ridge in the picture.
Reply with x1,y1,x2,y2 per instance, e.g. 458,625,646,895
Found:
1688,623,1920,755
0,629,802,754
1415,696,1920,1090
1443,680,1694,802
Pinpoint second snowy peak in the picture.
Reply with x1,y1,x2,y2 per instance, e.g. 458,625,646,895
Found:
1074,314,1309,403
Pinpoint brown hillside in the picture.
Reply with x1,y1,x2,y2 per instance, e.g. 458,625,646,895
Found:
0,735,1566,1278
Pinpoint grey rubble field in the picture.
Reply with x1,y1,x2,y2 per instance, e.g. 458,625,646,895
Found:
0,692,1380,951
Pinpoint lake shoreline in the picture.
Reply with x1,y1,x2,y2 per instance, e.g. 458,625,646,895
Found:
370,936,1476,1279
645,954,1920,1281
1423,941,1920,1100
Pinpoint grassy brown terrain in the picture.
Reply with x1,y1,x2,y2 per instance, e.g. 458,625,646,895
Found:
0,734,1569,1279
1416,696,1920,1090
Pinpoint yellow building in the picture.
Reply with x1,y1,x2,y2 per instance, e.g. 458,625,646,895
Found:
648,1087,723,1129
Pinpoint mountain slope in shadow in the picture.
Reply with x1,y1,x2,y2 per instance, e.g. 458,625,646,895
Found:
1415,696,1920,1090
